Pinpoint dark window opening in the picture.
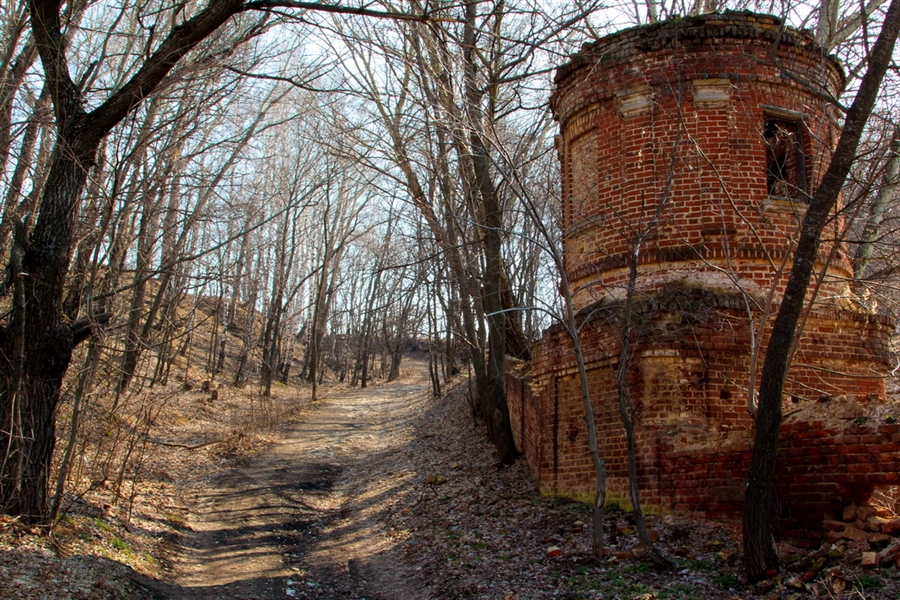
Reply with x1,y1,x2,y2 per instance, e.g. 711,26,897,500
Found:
764,119,808,200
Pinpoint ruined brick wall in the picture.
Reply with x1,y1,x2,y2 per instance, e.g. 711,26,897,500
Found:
508,302,893,511
510,348,897,548
657,419,900,547
506,359,541,477
509,11,896,540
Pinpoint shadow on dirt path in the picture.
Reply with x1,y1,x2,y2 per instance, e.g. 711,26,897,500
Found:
139,360,433,599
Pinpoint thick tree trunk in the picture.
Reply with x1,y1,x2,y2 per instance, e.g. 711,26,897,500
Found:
0,129,96,519
387,346,403,382
463,0,516,465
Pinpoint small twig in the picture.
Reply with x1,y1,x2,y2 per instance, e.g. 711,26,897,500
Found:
146,438,222,450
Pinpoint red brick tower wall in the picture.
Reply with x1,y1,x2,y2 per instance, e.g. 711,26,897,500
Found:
506,12,896,541
550,12,846,311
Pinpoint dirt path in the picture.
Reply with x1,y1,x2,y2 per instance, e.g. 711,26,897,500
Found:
160,362,433,599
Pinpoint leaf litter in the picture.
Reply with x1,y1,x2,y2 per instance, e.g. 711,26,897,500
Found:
2,358,900,599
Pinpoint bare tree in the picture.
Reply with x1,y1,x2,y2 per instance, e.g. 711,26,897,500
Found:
0,0,434,521
327,0,599,462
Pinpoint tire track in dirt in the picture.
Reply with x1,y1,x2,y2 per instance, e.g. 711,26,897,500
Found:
157,362,433,599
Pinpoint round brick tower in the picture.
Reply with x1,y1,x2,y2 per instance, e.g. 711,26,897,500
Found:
550,11,848,311
507,12,895,523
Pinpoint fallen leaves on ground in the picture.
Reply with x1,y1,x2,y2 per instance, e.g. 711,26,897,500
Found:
3,361,900,599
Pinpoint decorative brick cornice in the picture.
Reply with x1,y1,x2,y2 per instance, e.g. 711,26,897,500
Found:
551,11,845,116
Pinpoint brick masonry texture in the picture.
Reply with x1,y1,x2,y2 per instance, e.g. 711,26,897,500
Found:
510,11,896,544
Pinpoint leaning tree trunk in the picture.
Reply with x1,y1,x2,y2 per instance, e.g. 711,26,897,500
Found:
743,0,900,581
